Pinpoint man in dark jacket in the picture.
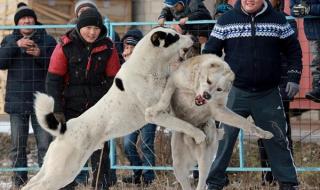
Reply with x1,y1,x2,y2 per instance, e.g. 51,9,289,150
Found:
158,0,213,45
0,3,56,188
46,8,120,190
290,0,320,102
203,0,302,189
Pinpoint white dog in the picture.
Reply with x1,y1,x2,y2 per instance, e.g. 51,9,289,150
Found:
145,54,273,190
21,27,208,190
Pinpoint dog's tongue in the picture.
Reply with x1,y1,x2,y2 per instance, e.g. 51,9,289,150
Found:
195,95,206,106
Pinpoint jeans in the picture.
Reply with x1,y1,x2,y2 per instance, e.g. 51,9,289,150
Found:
124,123,157,181
310,40,320,89
206,87,298,189
9,113,52,186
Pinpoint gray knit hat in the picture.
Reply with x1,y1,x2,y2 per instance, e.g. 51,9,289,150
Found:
14,2,37,25
74,0,97,17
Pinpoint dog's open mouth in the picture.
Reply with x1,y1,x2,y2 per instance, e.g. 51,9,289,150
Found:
195,95,207,106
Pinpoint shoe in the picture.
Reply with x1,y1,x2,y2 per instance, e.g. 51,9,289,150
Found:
207,187,222,190
305,89,320,103
206,185,223,190
261,171,276,186
279,183,299,190
122,175,141,184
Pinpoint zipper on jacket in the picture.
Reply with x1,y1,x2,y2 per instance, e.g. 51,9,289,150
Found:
251,15,257,91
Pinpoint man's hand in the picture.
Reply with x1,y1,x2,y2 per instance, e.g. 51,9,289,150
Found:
26,43,40,57
54,112,66,124
171,24,183,34
286,82,300,98
292,4,310,17
179,17,188,25
17,38,35,48
158,18,166,26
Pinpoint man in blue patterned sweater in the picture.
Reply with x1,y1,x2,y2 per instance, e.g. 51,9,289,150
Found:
202,0,302,189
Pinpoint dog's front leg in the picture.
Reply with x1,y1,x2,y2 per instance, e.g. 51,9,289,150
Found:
210,105,273,139
146,111,206,144
145,77,176,119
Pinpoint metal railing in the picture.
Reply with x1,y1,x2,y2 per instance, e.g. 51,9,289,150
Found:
0,18,319,173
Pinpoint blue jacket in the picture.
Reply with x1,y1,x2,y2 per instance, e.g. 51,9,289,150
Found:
0,28,56,113
290,0,320,40
203,0,302,92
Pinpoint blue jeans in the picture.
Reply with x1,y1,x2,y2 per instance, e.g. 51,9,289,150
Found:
206,87,298,189
9,113,52,186
124,123,157,181
310,40,320,89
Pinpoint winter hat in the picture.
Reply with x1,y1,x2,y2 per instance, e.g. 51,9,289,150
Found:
121,29,143,46
14,2,37,25
164,0,189,7
77,8,104,31
74,0,97,17
216,3,233,14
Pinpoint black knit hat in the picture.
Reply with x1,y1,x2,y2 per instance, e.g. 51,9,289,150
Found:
121,29,143,46
14,2,37,25
77,8,105,31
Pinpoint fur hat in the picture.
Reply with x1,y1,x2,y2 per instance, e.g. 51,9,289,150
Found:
163,0,189,7
121,29,143,46
74,0,97,16
14,2,37,25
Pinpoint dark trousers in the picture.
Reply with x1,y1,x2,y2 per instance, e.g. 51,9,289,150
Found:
258,100,294,184
206,87,298,189
123,123,156,181
10,113,52,186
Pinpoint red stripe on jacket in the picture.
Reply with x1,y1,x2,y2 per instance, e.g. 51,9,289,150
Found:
106,43,121,77
48,44,68,76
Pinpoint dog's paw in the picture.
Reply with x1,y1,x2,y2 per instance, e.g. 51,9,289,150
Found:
194,130,206,144
251,126,273,139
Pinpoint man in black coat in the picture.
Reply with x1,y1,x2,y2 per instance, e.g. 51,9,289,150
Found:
0,2,56,188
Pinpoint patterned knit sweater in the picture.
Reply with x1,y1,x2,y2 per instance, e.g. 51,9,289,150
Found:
203,0,302,92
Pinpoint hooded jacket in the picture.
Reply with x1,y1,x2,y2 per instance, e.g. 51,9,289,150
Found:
203,0,302,92
0,27,56,113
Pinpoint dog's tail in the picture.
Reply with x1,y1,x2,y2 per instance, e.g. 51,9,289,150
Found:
34,92,66,136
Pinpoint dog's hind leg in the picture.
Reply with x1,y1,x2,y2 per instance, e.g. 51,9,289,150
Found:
172,133,195,190
195,146,214,190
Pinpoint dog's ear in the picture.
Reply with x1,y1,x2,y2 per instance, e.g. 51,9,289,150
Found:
163,33,180,47
151,31,167,47
151,31,180,47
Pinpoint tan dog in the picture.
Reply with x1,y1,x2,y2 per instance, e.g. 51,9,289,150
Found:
21,27,205,190
145,54,273,190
